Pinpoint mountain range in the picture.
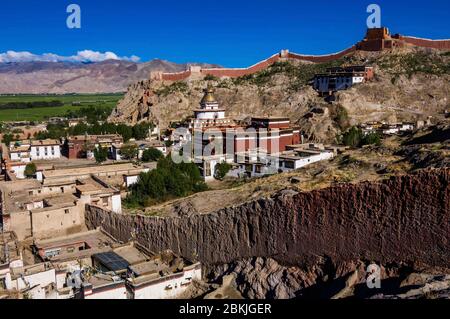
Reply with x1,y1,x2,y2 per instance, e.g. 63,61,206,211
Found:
0,59,221,94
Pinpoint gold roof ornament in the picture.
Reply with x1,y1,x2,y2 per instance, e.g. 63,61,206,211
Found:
201,82,217,104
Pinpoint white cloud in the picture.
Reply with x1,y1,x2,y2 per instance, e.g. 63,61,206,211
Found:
0,50,141,63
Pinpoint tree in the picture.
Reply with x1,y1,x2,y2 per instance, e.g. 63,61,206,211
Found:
132,123,151,140
94,146,108,163
82,141,96,156
125,157,207,208
120,143,138,160
116,124,133,142
214,162,232,180
141,147,163,162
342,126,364,148
24,163,37,178
2,134,14,146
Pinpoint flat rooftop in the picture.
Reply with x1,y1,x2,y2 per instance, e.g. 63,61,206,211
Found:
113,245,148,266
0,183,79,215
75,177,118,196
0,180,43,213
42,163,150,179
35,229,116,262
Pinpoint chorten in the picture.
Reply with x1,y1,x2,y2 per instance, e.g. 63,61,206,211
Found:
193,83,232,128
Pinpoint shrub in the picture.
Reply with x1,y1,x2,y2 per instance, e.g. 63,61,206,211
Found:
331,105,350,130
361,132,381,146
341,127,382,148
214,162,232,180
204,74,219,81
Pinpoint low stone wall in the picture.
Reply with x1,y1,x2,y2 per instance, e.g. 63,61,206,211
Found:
287,46,357,63
400,36,450,50
86,169,449,268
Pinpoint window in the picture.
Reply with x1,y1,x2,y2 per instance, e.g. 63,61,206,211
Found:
204,162,211,177
102,197,108,205
45,249,61,258
29,191,33,196
284,161,295,169
65,209,70,214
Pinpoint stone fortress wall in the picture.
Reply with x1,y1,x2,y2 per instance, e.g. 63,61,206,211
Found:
150,28,450,82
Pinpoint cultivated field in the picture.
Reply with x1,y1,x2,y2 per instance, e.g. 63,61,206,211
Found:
0,93,123,121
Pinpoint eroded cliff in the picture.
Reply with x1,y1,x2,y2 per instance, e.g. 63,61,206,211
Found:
86,169,449,269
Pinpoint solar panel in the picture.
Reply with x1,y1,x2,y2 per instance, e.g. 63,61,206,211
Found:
93,252,130,272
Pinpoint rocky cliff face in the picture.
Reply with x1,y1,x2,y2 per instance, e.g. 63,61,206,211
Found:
86,169,449,270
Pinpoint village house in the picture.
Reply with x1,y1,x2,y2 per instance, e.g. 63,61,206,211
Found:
35,162,156,190
313,66,374,95
0,175,121,241
230,144,335,178
1,139,61,179
64,134,124,159
0,229,204,300
359,121,418,136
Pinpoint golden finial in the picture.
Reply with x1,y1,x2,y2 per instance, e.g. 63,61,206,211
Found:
201,82,217,104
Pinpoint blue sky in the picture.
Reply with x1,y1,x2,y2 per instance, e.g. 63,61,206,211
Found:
0,0,449,67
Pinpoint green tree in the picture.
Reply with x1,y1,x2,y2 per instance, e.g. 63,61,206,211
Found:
117,124,133,142
125,157,207,207
2,134,14,146
24,163,37,178
94,146,108,163
141,147,164,162
132,123,151,140
120,143,138,160
342,126,364,148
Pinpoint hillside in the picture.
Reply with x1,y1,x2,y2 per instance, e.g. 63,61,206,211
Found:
0,59,220,94
110,47,450,143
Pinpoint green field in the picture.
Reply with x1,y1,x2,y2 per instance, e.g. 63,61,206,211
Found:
0,93,123,121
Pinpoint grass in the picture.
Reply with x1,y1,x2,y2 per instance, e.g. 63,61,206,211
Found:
154,82,189,97
378,52,450,79
0,93,123,121
231,59,347,90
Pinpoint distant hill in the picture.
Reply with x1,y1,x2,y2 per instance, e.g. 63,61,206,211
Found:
0,59,221,94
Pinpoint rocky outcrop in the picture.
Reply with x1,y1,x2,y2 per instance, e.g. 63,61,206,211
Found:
86,169,449,269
